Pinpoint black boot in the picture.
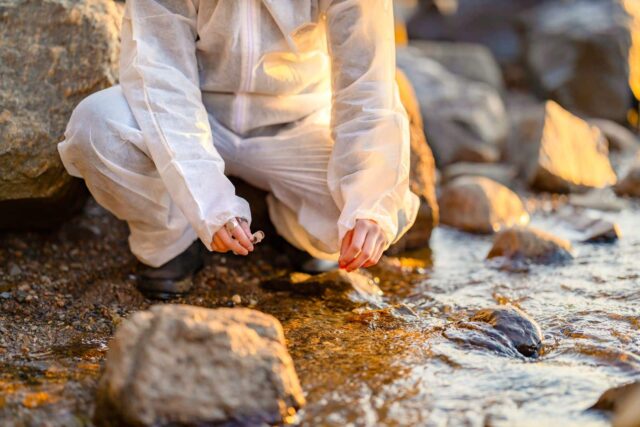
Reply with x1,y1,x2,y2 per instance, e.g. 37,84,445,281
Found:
135,242,204,300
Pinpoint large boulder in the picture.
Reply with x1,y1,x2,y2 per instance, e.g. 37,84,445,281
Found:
397,48,507,167
438,176,530,234
505,100,617,193
96,305,305,427
393,70,439,251
0,0,122,228
522,0,637,123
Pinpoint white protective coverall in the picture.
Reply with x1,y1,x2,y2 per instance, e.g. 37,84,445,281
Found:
58,0,419,267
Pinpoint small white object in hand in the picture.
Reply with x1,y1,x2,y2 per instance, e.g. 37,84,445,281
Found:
251,230,265,244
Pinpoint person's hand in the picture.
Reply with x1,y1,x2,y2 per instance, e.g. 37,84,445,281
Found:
339,219,387,271
211,218,254,255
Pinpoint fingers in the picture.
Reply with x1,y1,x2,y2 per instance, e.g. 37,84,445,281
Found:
344,232,379,271
239,220,252,240
230,220,254,252
217,228,249,256
339,226,367,268
212,234,228,253
363,239,386,268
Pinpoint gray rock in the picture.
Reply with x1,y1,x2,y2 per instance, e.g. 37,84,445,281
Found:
438,176,529,234
569,188,628,212
615,155,640,198
522,0,636,122
405,40,504,90
442,162,518,188
0,0,122,227
95,305,305,427
397,48,507,167
487,226,573,266
589,119,640,153
8,264,21,276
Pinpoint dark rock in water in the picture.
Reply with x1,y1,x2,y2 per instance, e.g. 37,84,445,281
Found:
444,306,543,358
0,0,122,228
95,305,305,427
522,0,636,123
590,381,640,427
487,226,573,267
573,216,622,244
261,270,383,308
439,176,530,234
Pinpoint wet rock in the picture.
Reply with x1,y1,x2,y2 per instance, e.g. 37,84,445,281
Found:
0,0,122,228
442,162,518,188
523,0,636,122
471,306,543,358
571,216,622,243
397,48,507,167
438,176,530,234
591,381,640,427
95,305,305,427
487,226,573,265
404,40,504,90
506,100,617,193
615,157,640,198
347,304,419,330
392,70,439,251
589,119,640,153
444,306,543,358
261,270,383,307
569,188,628,212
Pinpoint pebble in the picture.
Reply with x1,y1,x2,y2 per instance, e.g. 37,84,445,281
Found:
231,294,242,305
0,292,12,299
9,264,22,276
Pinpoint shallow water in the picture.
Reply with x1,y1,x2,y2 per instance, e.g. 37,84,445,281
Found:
0,198,638,426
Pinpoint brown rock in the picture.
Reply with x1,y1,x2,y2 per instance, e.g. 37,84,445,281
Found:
591,381,640,427
438,176,530,234
95,305,305,427
507,100,617,193
0,0,122,228
487,226,573,264
615,156,640,197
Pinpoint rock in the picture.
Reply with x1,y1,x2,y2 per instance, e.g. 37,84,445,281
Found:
95,305,305,427
589,119,640,152
522,0,636,122
470,306,543,358
392,70,439,252
397,48,507,167
0,0,122,228
569,215,622,243
444,305,543,358
405,40,504,90
505,100,617,193
262,270,383,308
438,176,530,234
442,162,518,188
8,264,21,276
591,381,640,427
487,226,573,265
615,157,640,197
569,188,628,212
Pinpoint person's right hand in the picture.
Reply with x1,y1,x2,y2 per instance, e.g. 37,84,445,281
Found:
211,218,254,255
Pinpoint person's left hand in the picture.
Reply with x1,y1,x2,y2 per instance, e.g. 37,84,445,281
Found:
339,219,387,271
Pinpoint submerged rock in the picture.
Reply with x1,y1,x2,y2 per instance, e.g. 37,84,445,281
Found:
397,48,507,167
523,0,636,122
444,306,543,358
506,101,617,193
487,226,573,265
95,305,305,427
438,176,530,234
591,381,640,427
0,0,122,228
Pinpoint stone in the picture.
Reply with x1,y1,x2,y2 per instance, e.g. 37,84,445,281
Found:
262,270,383,308
438,176,530,234
397,48,507,167
522,0,637,122
487,226,573,265
615,156,640,197
591,381,640,427
405,40,504,90
392,70,439,251
569,188,628,212
470,306,543,358
443,305,543,359
95,305,305,427
0,0,122,228
569,215,622,243
589,119,640,153
442,162,518,188
505,100,617,193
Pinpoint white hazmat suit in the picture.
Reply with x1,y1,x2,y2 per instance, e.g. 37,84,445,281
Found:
58,0,419,267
